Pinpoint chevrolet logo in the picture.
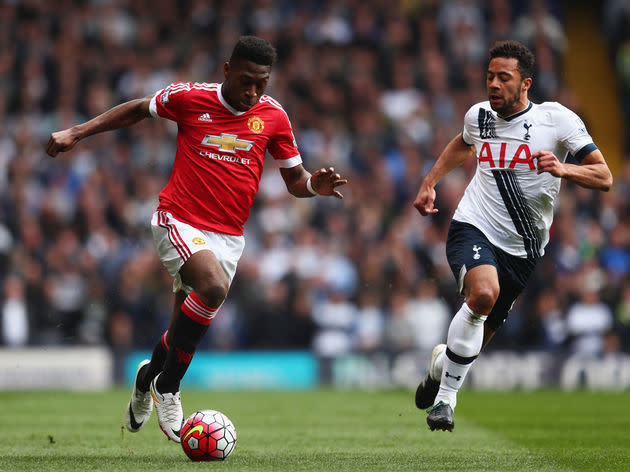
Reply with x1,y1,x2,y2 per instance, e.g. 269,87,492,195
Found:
201,133,253,153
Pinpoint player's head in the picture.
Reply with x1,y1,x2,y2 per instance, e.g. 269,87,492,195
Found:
486,40,534,117
222,36,276,112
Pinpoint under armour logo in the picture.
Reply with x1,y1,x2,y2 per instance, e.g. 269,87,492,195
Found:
523,121,532,141
472,245,481,260
445,371,462,381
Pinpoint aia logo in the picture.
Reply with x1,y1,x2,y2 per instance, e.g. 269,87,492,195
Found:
192,237,206,245
478,142,535,170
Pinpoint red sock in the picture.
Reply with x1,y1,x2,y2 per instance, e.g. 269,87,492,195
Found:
158,293,216,392
180,292,218,325
138,330,169,391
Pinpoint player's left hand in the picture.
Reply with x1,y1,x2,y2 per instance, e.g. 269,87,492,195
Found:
530,150,566,178
311,167,348,199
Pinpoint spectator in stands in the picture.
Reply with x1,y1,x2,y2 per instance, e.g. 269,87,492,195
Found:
0,275,29,347
403,280,450,353
353,291,386,353
533,289,567,352
565,267,615,358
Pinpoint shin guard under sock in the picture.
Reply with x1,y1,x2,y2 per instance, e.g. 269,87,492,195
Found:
157,293,217,393
435,303,487,409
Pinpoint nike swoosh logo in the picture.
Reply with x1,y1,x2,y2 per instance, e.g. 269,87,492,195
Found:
128,404,144,430
182,424,204,442
159,424,182,442
183,424,203,441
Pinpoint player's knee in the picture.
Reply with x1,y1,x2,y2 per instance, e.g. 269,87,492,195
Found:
195,277,229,308
467,286,499,315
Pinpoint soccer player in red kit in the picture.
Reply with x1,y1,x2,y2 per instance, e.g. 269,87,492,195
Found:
46,36,347,443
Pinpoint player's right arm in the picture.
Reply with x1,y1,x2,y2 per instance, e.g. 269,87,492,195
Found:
46,96,153,157
413,133,475,215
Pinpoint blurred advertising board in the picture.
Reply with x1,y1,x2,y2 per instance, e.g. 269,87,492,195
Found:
0,347,112,390
125,350,318,390
3,348,628,391
330,351,630,391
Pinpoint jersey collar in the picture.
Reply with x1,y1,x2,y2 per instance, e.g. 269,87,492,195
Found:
500,101,532,121
218,83,246,116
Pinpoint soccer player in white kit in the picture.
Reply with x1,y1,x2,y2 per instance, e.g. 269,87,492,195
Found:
412,40,613,431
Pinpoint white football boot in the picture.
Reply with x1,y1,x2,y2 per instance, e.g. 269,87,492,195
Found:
150,373,184,442
415,344,447,410
125,359,153,432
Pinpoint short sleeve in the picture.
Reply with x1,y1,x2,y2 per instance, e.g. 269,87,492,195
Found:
149,82,193,122
268,110,302,168
553,104,597,162
461,106,476,146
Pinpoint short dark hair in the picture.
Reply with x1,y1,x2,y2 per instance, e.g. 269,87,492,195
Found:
489,40,535,79
230,36,276,66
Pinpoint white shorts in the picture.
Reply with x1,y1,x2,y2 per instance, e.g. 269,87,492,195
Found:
151,210,245,294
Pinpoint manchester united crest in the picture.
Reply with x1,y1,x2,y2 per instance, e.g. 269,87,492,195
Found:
192,237,206,245
247,116,264,134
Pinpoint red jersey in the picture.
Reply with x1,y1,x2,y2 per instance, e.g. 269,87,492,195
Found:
149,82,302,235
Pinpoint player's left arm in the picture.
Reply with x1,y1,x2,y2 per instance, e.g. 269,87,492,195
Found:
531,148,613,191
280,164,347,199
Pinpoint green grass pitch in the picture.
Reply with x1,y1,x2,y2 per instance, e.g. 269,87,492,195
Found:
0,389,628,471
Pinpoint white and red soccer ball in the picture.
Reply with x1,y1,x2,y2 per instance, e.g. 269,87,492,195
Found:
180,409,237,461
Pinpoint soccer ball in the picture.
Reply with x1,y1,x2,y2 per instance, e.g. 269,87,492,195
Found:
180,409,237,461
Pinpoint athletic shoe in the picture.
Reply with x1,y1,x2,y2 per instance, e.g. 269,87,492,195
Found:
150,373,184,442
415,344,446,410
125,359,153,432
426,401,454,432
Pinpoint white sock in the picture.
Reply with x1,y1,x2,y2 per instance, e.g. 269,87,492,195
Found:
432,351,445,380
434,303,487,409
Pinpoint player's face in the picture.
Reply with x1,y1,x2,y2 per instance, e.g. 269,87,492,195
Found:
223,59,271,111
486,57,531,117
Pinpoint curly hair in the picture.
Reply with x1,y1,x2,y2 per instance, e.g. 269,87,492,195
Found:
230,36,277,66
489,40,535,80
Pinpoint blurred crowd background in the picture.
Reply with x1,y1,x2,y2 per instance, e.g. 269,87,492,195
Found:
1,0,630,370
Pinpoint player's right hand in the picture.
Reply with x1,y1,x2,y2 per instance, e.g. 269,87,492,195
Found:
413,185,438,216
46,129,79,157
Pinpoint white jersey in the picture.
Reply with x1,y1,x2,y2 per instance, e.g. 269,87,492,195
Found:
453,101,596,258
